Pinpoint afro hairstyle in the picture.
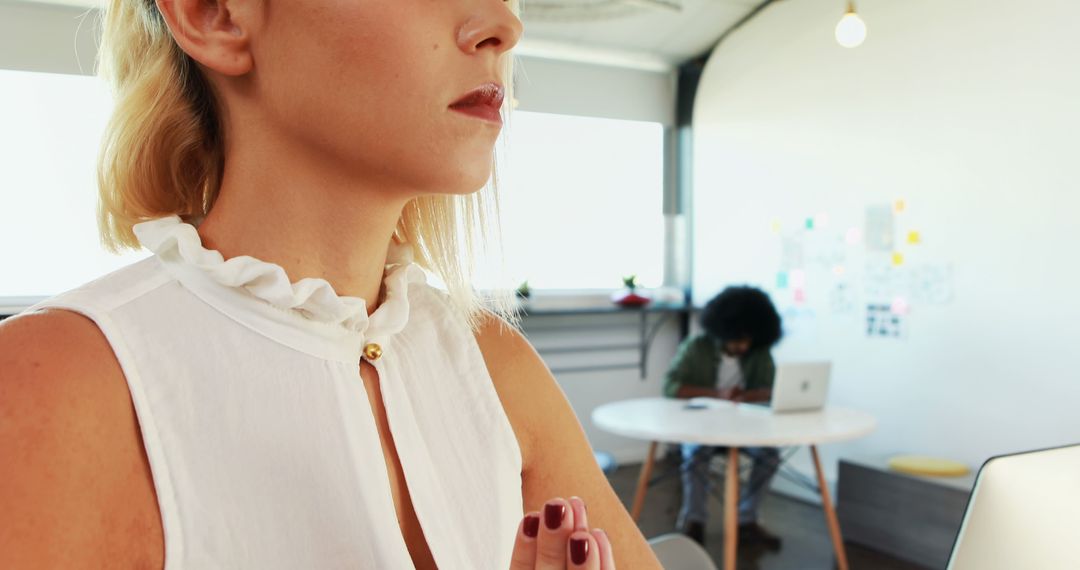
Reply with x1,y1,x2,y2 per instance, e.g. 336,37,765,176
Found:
699,286,783,349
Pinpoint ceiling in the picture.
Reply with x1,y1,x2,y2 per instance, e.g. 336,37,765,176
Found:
10,0,765,72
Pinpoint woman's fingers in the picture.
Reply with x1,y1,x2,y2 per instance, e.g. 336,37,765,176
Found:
570,496,588,531
509,498,614,570
591,528,616,570
535,498,574,570
567,531,601,569
508,512,541,570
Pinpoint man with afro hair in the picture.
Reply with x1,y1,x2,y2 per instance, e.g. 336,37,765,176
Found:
663,285,784,549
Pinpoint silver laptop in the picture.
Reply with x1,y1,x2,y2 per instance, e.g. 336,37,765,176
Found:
947,444,1080,570
770,362,831,413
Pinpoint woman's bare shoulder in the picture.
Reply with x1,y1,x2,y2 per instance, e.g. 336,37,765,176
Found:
472,312,665,567
0,309,124,391
471,310,548,463
471,310,536,376
471,310,591,475
0,310,164,569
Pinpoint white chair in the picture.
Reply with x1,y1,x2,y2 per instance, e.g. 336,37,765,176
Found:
647,533,719,570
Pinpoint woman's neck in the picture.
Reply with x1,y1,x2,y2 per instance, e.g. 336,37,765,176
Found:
196,148,410,315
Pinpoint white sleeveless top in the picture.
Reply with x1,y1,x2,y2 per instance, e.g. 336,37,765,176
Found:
27,216,523,569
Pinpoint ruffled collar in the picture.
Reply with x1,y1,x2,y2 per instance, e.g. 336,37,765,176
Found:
133,216,425,359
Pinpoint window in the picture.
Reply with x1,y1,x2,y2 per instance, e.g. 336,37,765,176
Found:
0,69,146,303
0,71,666,303
488,111,665,290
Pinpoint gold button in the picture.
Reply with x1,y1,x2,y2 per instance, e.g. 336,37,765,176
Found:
363,343,383,361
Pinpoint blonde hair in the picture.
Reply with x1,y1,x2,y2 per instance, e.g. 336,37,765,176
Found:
96,0,519,331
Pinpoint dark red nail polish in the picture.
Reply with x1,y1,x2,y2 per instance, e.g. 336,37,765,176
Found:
523,515,540,538
570,537,590,565
544,502,566,530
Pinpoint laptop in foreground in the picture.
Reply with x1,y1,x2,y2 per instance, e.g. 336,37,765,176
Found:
947,444,1080,569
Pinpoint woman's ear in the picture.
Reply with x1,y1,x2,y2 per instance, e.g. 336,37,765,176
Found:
155,0,255,76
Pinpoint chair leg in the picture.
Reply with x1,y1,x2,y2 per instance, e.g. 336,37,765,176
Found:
810,445,849,570
631,441,658,522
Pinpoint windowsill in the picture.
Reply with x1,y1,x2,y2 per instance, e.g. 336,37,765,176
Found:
512,288,688,316
1,297,46,317
2,291,695,318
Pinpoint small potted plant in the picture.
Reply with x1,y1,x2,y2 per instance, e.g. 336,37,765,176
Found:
611,275,650,307
515,280,531,300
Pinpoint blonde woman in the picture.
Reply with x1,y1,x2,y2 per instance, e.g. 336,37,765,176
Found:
0,0,662,568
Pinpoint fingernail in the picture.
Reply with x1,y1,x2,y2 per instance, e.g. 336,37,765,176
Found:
570,537,590,565
523,515,540,538
544,502,566,530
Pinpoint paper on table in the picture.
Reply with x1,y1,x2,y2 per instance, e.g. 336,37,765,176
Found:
685,397,735,410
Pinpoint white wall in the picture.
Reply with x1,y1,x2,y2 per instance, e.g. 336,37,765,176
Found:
0,2,98,75
515,56,676,126
693,0,1080,491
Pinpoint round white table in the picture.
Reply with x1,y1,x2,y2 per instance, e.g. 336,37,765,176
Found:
592,397,876,570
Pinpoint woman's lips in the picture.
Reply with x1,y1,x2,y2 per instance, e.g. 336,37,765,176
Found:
449,82,505,124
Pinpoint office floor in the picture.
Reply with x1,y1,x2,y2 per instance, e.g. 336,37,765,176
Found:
606,452,930,570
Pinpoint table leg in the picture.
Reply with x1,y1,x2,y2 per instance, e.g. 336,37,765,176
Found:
724,446,739,570
810,445,850,570
630,441,658,522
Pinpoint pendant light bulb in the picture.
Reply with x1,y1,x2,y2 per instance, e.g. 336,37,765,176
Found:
835,1,867,48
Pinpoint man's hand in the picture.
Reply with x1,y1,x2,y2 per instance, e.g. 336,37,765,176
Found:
737,388,773,403
718,386,744,401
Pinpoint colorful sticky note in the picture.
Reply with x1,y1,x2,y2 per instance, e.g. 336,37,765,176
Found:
776,271,789,289
794,288,807,304
791,269,807,288
845,227,863,245
907,231,922,245
770,220,782,234
805,218,815,230
891,297,911,315
892,252,905,266
894,199,907,213
833,265,846,277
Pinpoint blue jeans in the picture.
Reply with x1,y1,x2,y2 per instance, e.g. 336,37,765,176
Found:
678,444,782,527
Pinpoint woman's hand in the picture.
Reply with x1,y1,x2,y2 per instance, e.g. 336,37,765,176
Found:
509,496,616,569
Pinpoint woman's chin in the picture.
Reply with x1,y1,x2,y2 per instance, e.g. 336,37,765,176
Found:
401,160,495,197
438,169,496,196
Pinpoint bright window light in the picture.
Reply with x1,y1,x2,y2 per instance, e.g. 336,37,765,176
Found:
0,69,147,302
489,111,665,290
0,71,666,301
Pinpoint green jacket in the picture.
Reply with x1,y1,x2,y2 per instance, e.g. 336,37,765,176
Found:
663,333,776,398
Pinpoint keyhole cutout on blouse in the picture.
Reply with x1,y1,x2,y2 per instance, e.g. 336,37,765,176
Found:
357,359,438,570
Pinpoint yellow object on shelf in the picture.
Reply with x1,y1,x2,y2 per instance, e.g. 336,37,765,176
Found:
889,455,970,477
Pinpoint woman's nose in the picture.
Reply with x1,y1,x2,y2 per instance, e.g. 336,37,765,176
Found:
456,1,523,56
